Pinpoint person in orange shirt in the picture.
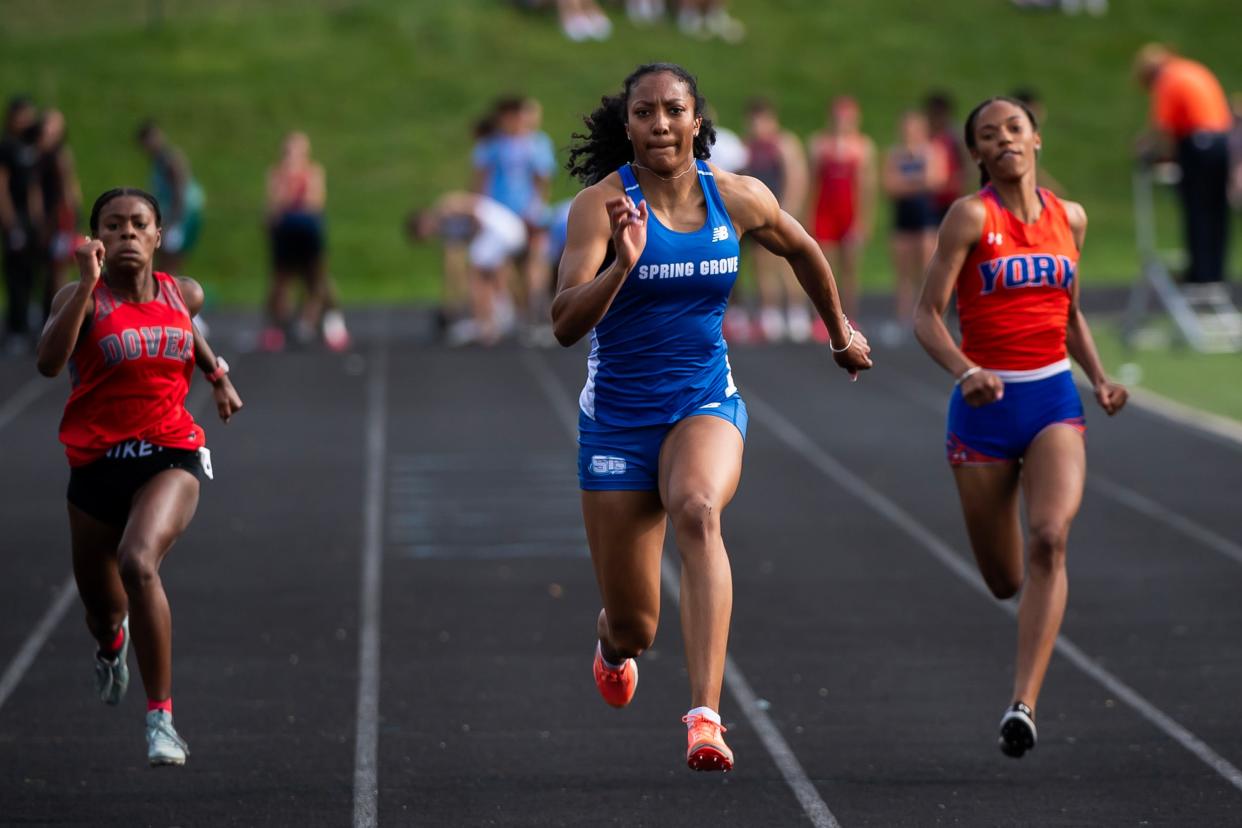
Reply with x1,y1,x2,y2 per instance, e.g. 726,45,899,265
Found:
1134,44,1232,283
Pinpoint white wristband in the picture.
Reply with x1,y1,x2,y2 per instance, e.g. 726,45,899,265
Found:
829,322,855,354
955,366,981,386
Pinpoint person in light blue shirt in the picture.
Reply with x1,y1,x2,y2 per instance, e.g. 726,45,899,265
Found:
552,62,872,772
473,96,556,330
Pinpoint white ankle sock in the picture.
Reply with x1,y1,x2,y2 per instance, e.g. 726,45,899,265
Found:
685,706,720,725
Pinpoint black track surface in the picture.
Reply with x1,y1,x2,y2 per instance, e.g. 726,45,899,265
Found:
2,309,1240,826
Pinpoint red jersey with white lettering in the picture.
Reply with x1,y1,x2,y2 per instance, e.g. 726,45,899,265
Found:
59,272,204,466
956,186,1078,371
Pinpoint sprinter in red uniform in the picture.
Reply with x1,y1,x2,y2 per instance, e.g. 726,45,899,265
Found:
914,99,1126,758
36,188,242,767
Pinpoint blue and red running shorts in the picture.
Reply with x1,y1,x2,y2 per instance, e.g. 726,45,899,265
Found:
946,370,1084,466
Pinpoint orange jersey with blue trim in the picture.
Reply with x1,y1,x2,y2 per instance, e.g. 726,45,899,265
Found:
956,186,1078,371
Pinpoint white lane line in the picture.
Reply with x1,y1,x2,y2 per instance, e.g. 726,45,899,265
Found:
0,375,53,433
0,575,77,710
884,367,1242,569
524,352,841,828
0,378,214,714
1087,476,1242,568
353,343,388,828
745,392,1242,794
1122,384,1242,451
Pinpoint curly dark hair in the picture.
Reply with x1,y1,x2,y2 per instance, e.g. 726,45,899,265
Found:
963,96,1040,187
89,187,162,234
567,62,717,186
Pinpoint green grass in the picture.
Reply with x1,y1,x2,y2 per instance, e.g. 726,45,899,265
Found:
3,0,1241,305
1090,321,1242,422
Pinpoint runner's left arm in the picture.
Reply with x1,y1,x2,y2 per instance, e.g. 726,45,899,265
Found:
1061,203,1126,416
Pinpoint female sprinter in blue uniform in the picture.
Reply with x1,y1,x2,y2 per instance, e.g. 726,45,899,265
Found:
914,97,1127,758
553,63,872,771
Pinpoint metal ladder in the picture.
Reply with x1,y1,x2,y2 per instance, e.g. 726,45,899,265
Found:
1122,162,1242,353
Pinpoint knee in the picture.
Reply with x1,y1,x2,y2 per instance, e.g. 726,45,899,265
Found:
983,570,1022,601
608,615,657,660
669,494,720,546
1027,521,1069,574
117,547,159,592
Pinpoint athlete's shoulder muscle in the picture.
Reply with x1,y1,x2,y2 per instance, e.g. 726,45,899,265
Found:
940,194,987,251
712,166,778,234
1060,198,1088,249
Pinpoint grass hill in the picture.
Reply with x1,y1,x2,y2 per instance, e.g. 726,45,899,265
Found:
2,0,1239,306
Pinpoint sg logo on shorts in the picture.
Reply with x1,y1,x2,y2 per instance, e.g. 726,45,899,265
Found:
590,455,627,475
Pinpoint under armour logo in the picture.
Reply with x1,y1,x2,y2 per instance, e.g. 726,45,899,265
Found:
711,225,729,243
987,232,1004,246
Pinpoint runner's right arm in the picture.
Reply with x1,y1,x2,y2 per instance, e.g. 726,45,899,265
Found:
37,239,101,377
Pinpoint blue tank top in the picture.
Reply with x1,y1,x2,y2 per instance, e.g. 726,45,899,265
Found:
579,160,741,426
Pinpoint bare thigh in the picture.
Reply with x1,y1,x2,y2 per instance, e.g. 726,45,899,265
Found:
582,489,667,648
1021,425,1086,548
952,461,1024,598
658,415,744,518
69,503,126,624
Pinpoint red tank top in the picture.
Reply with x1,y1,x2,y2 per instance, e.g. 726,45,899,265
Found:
814,140,859,213
956,186,1078,371
59,272,204,466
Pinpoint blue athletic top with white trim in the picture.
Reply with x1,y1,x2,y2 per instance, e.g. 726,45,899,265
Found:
578,160,741,426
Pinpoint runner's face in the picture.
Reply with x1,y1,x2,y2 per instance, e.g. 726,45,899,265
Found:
98,197,161,272
971,100,1041,183
626,72,701,173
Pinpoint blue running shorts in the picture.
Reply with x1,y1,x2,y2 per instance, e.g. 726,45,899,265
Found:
578,396,748,491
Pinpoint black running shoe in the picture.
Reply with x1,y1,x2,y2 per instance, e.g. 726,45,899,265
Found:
998,702,1037,758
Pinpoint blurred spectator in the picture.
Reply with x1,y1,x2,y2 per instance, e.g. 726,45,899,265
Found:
35,109,82,321
705,105,747,173
882,111,945,339
262,132,350,352
676,0,745,43
136,120,204,276
806,96,876,322
473,95,555,333
1010,87,1067,194
1134,44,1232,283
924,91,967,220
1011,0,1106,13
514,0,611,41
626,0,665,24
1229,93,1242,210
408,192,526,346
0,95,40,351
740,98,810,343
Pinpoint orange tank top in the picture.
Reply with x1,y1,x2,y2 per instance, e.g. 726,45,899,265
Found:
956,186,1078,372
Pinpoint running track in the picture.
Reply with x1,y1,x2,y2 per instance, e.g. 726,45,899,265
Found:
2,308,1240,827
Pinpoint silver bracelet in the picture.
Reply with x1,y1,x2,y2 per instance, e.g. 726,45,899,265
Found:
954,366,981,386
829,323,855,353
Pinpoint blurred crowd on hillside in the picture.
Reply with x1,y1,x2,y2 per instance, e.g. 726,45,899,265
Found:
3,33,1240,355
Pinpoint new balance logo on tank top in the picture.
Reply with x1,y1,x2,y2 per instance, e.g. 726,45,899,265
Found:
59,272,205,466
956,186,1078,372
579,160,740,426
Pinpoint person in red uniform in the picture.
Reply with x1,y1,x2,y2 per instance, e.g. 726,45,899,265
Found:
36,187,242,767
806,96,876,321
913,98,1127,758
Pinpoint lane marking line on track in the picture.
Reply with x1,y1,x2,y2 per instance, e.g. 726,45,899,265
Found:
524,352,841,828
0,375,53,433
744,391,1242,794
0,575,76,710
884,366,1242,569
353,343,388,828
0,376,215,714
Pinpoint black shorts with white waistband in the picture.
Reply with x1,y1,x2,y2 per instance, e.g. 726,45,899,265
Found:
67,440,205,528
